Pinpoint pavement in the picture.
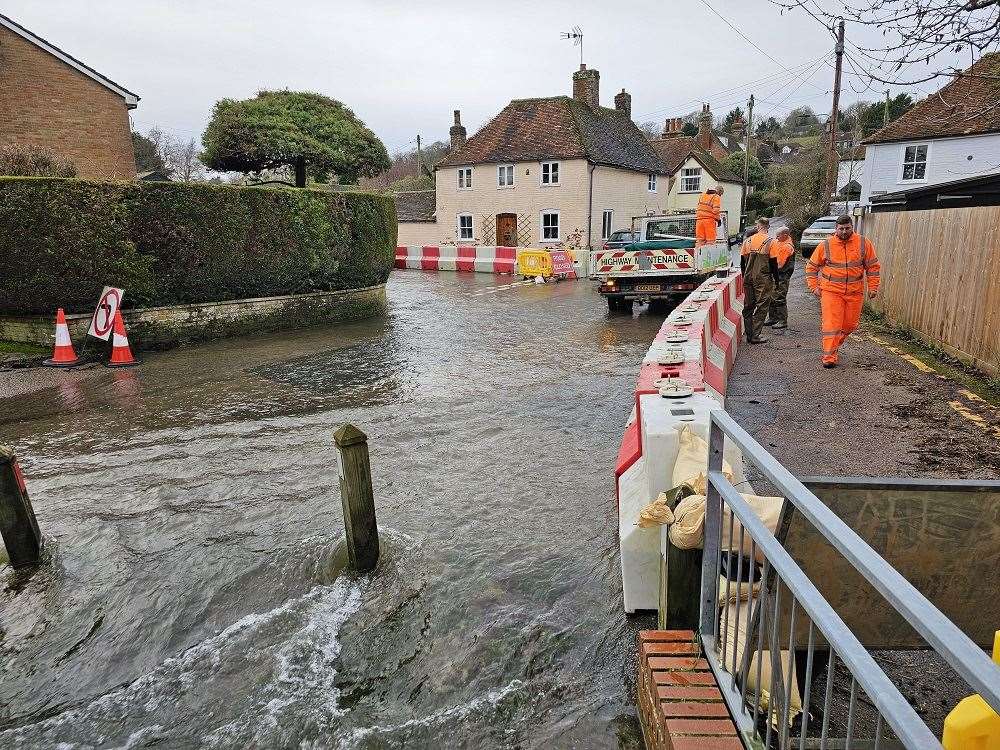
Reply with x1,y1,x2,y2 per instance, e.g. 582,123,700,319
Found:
727,259,1000,481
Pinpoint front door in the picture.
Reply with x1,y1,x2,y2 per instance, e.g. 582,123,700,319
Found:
496,213,517,247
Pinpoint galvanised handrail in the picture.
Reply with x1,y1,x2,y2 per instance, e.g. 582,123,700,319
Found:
705,470,939,748
703,409,1000,714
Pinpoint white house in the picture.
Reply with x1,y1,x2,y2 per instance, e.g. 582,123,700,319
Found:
861,53,1000,205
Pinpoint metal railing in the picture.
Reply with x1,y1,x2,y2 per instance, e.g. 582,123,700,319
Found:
700,410,1000,749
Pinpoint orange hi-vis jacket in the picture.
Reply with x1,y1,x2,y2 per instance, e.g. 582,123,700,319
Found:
805,233,880,295
770,238,795,269
744,231,772,256
695,191,721,221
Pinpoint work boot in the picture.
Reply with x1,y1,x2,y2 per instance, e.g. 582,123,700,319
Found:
763,319,775,326
771,322,787,329
823,361,837,369
748,336,769,344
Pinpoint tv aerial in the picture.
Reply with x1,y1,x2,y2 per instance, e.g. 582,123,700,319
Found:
561,26,583,66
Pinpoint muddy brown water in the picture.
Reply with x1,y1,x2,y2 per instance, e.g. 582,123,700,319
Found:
0,272,667,749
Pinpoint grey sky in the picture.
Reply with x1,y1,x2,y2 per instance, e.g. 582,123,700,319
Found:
5,0,965,155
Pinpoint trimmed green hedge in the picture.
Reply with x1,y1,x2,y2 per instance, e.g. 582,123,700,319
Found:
0,177,396,315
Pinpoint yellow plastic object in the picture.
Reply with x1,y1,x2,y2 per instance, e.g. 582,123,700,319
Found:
516,249,552,278
942,631,1000,750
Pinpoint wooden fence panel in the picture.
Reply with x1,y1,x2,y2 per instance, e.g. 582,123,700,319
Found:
864,206,1000,376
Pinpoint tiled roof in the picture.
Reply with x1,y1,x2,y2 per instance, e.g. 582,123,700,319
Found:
437,96,667,174
395,190,436,222
649,136,742,182
865,53,1000,144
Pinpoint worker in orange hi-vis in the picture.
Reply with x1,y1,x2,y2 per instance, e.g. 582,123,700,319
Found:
765,226,796,329
804,214,881,368
694,185,724,247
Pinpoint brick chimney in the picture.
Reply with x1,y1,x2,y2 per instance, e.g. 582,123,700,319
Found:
449,109,467,149
697,103,714,151
572,64,600,109
614,88,631,118
661,117,684,138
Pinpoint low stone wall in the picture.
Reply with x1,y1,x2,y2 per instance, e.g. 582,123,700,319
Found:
0,284,387,349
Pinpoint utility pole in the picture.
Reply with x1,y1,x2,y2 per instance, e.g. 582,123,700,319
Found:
741,94,754,229
416,135,423,177
824,19,846,208
884,90,891,127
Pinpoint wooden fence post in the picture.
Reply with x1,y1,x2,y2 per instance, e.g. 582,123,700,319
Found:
0,445,42,569
334,424,379,573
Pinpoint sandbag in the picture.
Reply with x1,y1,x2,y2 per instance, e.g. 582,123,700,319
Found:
671,425,735,490
637,493,675,528
718,576,802,727
669,493,782,553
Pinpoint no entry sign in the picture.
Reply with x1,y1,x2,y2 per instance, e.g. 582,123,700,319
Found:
88,286,125,341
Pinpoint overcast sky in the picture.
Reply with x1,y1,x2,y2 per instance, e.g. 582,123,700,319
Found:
5,0,964,154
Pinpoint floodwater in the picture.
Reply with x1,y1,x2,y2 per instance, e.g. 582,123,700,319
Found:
0,272,667,749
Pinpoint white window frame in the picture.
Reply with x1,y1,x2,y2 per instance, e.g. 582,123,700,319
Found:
497,164,515,188
899,142,930,183
540,210,560,242
648,173,657,192
457,213,474,241
680,167,702,193
540,161,560,186
601,209,614,240
457,167,472,190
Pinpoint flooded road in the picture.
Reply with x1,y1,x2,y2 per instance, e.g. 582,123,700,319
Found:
0,272,666,749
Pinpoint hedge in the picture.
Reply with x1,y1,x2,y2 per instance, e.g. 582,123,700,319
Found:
0,177,397,315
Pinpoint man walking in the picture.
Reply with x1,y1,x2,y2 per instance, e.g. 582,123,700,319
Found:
741,217,775,344
805,215,880,368
695,185,724,247
765,227,796,329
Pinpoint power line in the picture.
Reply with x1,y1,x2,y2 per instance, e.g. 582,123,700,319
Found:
696,0,785,67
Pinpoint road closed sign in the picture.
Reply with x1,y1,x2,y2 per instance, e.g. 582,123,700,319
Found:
88,286,125,341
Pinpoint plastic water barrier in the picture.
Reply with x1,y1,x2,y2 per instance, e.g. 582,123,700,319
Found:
615,270,744,613
394,245,516,274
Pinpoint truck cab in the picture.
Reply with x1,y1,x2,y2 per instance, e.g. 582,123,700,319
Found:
590,213,734,313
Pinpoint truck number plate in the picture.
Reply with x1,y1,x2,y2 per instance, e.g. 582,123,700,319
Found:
635,284,661,292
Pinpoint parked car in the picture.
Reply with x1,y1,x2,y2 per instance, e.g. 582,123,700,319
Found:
602,230,640,250
798,216,838,257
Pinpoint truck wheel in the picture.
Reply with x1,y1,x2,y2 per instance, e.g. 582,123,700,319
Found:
620,299,634,314
607,297,620,313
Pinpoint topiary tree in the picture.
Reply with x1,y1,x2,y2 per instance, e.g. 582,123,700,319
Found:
201,90,391,188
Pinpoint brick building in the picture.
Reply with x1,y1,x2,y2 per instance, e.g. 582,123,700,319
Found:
0,12,140,180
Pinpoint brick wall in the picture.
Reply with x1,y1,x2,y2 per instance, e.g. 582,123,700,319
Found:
0,25,137,180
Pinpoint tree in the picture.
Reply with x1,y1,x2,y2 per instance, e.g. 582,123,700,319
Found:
637,121,661,141
773,147,830,239
132,132,166,172
856,94,915,136
756,117,782,138
724,152,768,192
772,0,1000,85
784,106,820,131
201,90,391,188
0,144,76,177
681,122,699,136
723,107,746,133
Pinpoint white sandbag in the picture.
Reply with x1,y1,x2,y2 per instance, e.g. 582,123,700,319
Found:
669,493,782,553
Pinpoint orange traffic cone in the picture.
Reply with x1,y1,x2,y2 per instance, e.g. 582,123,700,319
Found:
43,308,81,367
106,311,137,367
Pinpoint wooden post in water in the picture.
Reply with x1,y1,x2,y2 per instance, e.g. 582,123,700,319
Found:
0,445,42,569
334,424,379,572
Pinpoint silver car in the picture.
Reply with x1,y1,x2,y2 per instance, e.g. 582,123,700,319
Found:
799,216,838,257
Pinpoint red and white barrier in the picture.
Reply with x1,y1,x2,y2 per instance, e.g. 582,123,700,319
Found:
394,245,516,275
616,270,746,612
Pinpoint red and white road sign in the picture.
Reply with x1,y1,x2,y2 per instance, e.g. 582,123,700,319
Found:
88,286,125,341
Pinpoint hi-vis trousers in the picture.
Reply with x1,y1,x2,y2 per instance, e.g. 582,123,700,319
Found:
820,288,863,364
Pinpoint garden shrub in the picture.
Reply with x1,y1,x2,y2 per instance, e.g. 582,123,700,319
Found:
0,177,396,315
